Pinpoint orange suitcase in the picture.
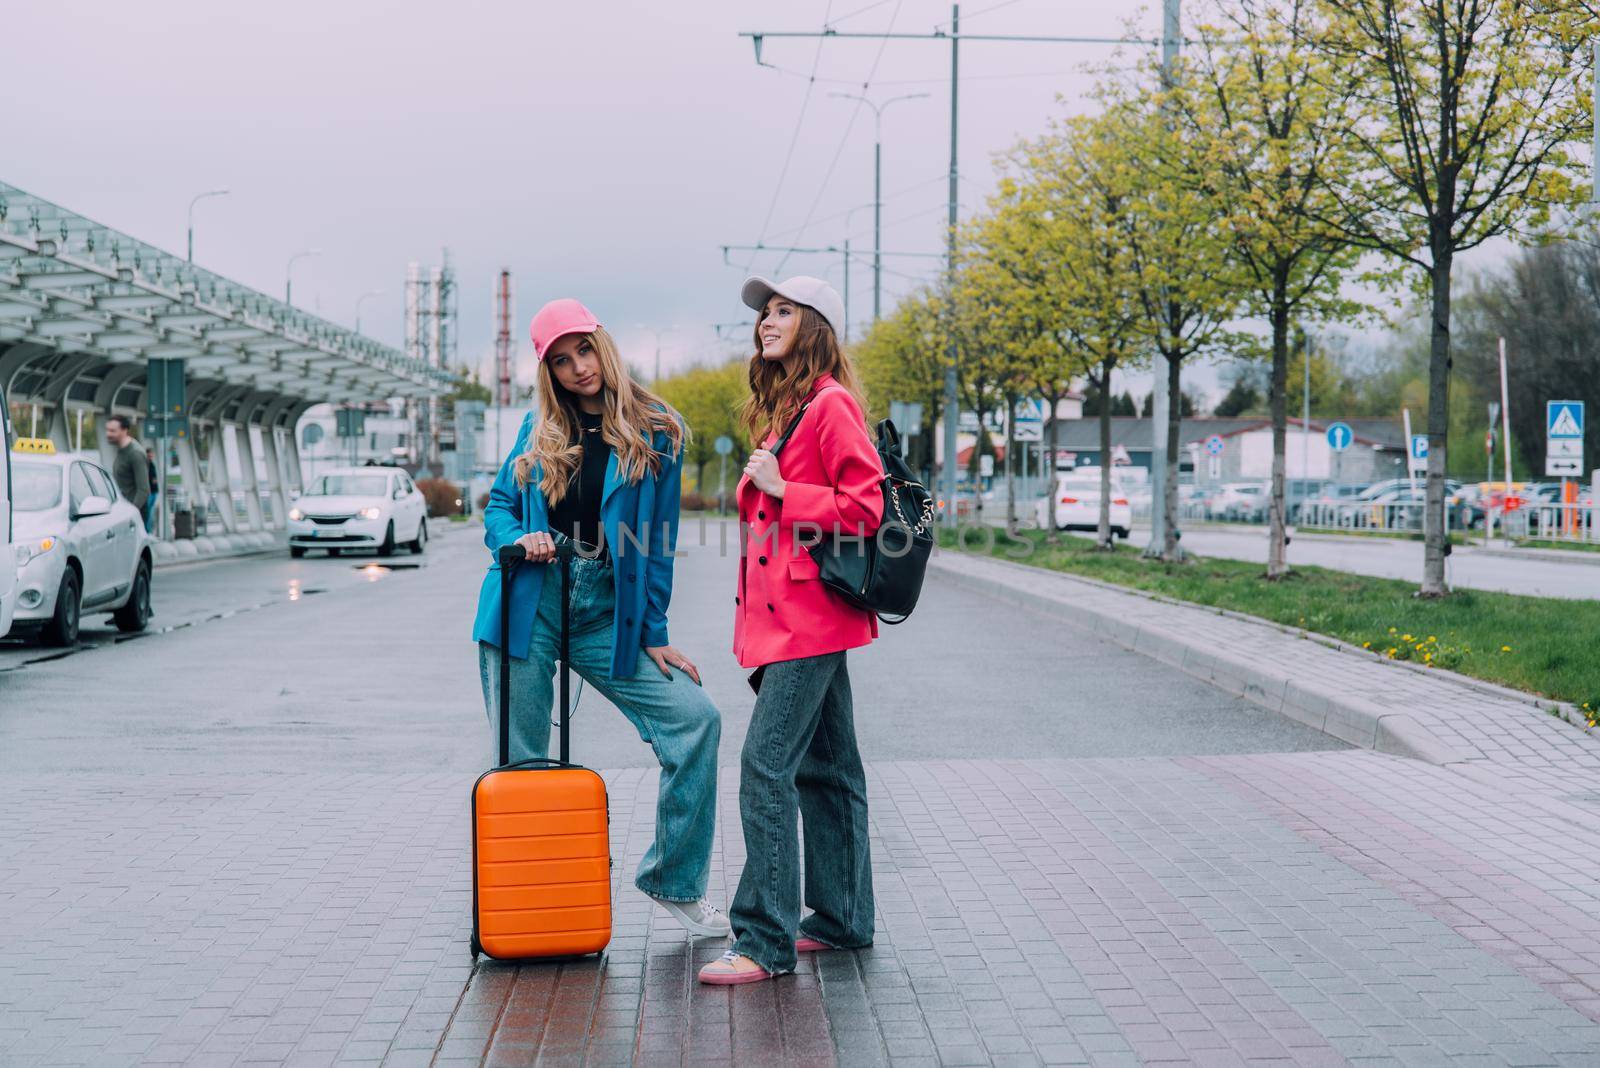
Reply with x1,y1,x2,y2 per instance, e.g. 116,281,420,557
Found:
471,541,612,960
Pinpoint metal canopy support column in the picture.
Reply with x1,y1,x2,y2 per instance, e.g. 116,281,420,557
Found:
176,380,225,531
257,396,297,528
206,422,239,534
285,401,317,495
232,392,272,533
196,384,253,535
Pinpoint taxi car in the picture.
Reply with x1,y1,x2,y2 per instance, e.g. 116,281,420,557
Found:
7,439,153,645
287,466,428,558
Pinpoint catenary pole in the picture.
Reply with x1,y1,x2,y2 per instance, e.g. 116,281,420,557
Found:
1146,0,1180,558
737,11,1167,526
1301,332,1311,519
944,3,961,526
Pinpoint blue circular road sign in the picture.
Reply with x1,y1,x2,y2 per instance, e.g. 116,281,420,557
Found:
1204,435,1225,456
1325,422,1353,452
714,435,734,456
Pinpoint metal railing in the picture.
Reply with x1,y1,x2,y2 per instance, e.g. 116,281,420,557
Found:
1502,502,1598,543
1297,500,1451,535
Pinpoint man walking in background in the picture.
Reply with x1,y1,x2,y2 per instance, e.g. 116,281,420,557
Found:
106,415,150,518
143,446,159,533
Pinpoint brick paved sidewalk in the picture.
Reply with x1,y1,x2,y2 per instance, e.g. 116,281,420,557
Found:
7,753,1600,1065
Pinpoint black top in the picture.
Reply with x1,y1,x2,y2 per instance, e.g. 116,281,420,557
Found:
547,410,611,553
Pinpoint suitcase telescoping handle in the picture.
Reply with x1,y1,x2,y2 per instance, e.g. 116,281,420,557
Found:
495,539,573,769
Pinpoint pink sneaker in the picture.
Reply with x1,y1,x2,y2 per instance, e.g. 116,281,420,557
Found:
795,936,836,953
698,951,776,985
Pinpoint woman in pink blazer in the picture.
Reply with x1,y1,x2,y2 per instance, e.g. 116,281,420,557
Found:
700,275,885,985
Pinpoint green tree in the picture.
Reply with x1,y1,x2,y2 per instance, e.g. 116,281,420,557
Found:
654,359,749,505
1173,0,1366,577
1456,237,1600,480
1093,82,1249,559
1312,0,1593,594
943,255,1048,532
1213,378,1263,417
853,290,946,486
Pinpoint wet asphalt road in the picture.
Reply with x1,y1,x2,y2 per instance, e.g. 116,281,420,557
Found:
0,519,1338,775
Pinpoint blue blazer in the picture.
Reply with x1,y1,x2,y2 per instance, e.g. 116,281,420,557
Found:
471,411,683,679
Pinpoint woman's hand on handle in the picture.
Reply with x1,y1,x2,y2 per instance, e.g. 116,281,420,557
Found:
515,530,556,563
645,645,701,686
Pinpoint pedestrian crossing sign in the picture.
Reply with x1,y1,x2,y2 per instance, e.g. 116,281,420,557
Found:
1548,401,1583,439
1546,400,1584,476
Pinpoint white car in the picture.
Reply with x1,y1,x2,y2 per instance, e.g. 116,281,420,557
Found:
288,467,428,558
7,444,154,645
1208,481,1268,521
1034,474,1132,539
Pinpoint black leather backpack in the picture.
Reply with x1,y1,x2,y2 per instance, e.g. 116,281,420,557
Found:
771,408,935,623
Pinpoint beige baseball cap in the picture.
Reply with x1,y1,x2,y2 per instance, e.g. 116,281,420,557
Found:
741,275,845,336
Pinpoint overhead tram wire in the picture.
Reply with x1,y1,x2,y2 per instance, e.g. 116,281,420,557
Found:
742,0,836,275
934,0,1024,30
772,0,906,275
763,172,949,244
736,3,1175,529
828,0,897,27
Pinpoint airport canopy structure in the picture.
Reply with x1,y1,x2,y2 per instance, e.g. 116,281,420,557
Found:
0,180,450,542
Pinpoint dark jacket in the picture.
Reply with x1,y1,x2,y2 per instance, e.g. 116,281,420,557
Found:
112,440,151,512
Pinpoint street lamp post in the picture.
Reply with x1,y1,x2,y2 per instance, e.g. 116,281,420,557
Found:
186,189,230,263
830,92,928,323
285,249,321,307
355,290,384,334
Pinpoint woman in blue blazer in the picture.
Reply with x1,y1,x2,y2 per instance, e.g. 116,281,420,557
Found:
472,297,726,938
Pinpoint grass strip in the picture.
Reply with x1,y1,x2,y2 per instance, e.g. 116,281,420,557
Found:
938,525,1600,713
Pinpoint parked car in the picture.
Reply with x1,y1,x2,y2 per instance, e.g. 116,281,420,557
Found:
6,441,154,645
287,466,428,558
1447,484,1487,529
1208,482,1269,521
1034,474,1132,538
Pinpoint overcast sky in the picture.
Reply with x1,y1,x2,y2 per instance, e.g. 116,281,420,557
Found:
10,0,1462,405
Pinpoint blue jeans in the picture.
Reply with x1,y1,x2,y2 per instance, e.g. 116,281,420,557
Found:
478,554,721,903
730,652,874,974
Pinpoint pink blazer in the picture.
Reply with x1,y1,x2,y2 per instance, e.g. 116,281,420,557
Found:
733,374,886,669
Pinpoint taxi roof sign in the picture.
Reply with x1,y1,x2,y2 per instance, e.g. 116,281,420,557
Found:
11,437,55,454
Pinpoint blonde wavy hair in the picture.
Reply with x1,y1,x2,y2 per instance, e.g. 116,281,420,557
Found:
514,326,685,502
739,302,867,443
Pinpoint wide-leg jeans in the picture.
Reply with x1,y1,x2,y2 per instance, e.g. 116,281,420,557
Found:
729,651,874,974
479,554,721,903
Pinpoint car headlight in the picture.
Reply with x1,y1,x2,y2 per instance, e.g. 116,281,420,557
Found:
289,507,305,521
15,536,57,566
358,506,382,520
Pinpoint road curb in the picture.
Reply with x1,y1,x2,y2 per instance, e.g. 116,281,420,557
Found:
152,531,283,568
928,552,1478,765
1470,544,1600,567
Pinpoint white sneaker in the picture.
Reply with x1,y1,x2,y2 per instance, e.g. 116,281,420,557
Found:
651,895,731,937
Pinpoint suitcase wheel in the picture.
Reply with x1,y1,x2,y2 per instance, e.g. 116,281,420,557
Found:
469,935,482,960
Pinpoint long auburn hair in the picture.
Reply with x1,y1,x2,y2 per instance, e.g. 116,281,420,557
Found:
514,326,686,502
738,302,867,443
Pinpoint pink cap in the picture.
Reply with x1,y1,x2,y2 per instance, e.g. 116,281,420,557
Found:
529,298,601,361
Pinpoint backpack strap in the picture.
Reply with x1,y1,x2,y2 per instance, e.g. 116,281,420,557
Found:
769,386,852,458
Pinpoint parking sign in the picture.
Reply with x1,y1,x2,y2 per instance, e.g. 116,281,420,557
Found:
1408,434,1428,475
